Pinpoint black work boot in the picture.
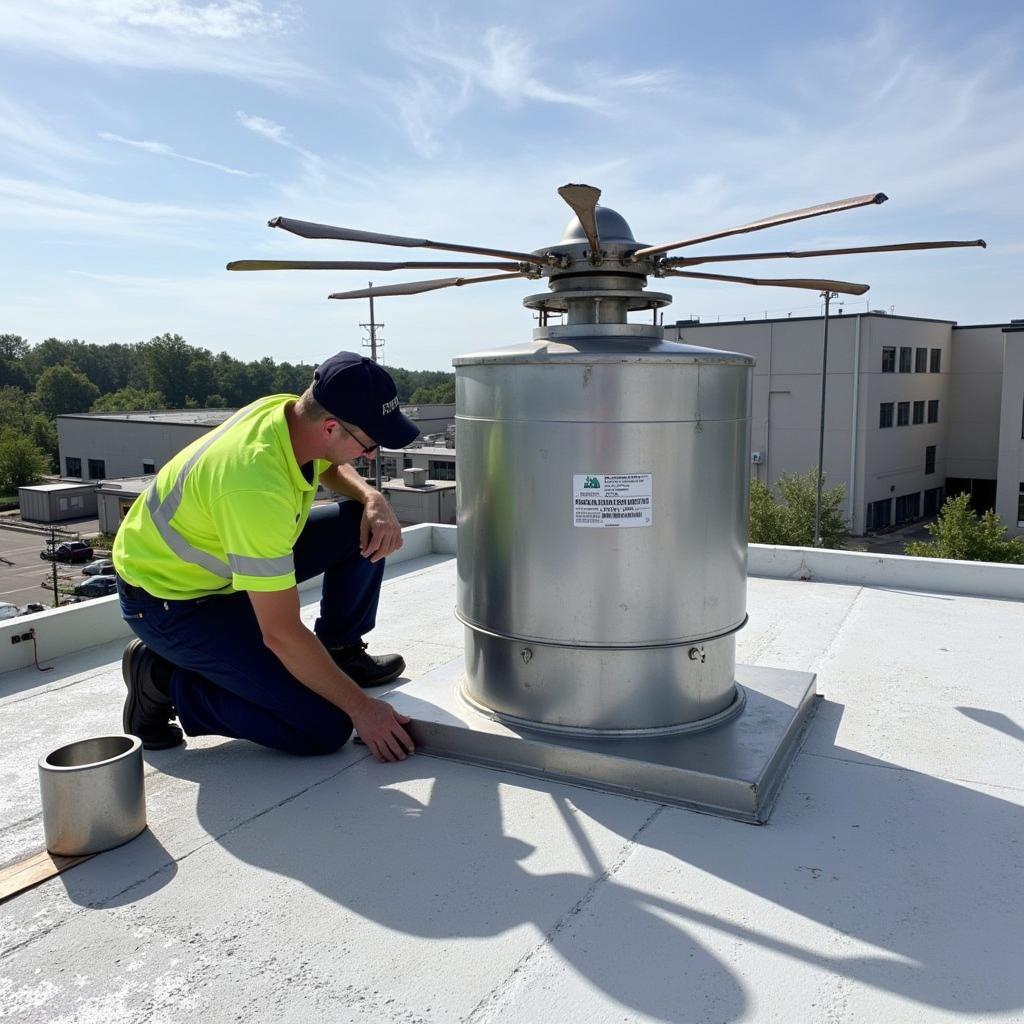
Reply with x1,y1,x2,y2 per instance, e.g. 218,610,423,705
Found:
121,639,184,750
328,641,405,688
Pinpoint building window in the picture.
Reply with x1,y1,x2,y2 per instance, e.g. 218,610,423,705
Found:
915,347,928,372
1018,483,1024,527
879,402,894,428
403,456,413,469
913,400,925,425
924,486,945,516
87,459,105,480
142,460,155,474
867,498,892,530
925,445,936,475
899,347,912,372
930,348,942,373
380,457,398,479
897,401,910,426
928,399,939,423
881,346,896,372
895,491,921,524
429,459,456,481
65,456,82,477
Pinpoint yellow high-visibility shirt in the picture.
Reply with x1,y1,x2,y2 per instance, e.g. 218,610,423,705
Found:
113,395,330,599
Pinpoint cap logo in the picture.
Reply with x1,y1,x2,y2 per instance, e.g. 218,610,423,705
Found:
382,396,400,415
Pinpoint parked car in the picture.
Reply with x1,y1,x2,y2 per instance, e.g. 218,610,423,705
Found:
19,602,47,616
81,558,115,577
73,576,117,599
0,602,18,621
40,541,94,564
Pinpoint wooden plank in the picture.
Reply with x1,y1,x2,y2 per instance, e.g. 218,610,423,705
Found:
0,848,96,903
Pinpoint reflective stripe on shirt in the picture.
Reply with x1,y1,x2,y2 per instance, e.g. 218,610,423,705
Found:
143,404,257,580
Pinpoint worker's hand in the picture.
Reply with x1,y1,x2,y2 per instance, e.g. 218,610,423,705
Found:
359,491,403,563
351,698,415,762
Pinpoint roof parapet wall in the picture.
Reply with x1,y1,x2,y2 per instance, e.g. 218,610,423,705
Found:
1,529,1018,675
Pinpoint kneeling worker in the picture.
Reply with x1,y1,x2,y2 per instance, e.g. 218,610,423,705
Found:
113,352,419,763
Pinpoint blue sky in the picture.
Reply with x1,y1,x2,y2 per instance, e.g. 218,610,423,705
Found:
1,0,1022,371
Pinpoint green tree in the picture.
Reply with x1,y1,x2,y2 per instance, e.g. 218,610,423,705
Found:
0,387,56,468
410,380,456,404
383,366,454,403
749,470,849,548
143,333,197,406
91,387,168,412
905,493,1024,563
0,334,30,389
34,364,100,417
0,430,49,493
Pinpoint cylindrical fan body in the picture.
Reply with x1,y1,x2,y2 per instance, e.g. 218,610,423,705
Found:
454,324,754,735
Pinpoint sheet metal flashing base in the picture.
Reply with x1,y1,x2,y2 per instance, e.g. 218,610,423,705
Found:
386,660,818,824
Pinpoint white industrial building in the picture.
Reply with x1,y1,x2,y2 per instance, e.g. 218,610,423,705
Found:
56,409,236,482
56,404,456,485
664,312,1024,537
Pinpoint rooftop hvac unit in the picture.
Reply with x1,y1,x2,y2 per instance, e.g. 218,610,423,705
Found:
403,467,428,488
229,183,984,821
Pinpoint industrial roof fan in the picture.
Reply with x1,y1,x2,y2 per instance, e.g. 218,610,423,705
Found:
229,187,983,821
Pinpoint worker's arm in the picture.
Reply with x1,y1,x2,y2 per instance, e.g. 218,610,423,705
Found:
319,463,403,563
248,586,413,762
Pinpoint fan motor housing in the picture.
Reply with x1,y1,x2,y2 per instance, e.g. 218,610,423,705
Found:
454,318,754,735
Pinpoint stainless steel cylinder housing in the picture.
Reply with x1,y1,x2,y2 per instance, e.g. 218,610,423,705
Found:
455,323,754,735
38,734,146,856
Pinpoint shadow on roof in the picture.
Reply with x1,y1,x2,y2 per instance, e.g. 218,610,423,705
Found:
54,698,1023,1022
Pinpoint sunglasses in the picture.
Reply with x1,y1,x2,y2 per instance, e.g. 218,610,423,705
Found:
339,421,379,455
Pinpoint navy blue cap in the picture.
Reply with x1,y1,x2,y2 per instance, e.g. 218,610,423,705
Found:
312,352,420,450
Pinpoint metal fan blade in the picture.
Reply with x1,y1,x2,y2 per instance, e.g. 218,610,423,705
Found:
665,269,870,296
328,272,525,300
557,183,602,256
632,192,888,260
226,259,524,272
269,216,545,265
662,239,987,268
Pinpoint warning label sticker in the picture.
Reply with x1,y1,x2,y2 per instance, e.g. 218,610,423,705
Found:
572,473,653,528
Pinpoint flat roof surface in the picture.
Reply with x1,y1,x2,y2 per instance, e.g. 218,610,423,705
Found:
383,445,456,457
98,476,156,491
1,554,1022,1022
59,409,236,426
18,482,96,493
382,480,457,491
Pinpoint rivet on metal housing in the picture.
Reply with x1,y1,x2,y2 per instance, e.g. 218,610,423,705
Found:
688,646,706,663
520,648,533,664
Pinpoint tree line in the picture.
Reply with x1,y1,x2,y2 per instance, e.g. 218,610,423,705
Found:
0,332,455,493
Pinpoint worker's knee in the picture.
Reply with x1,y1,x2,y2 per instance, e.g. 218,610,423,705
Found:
294,710,354,756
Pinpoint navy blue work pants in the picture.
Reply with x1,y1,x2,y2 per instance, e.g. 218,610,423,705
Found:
117,500,383,755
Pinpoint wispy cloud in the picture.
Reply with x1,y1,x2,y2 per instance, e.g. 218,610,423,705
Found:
0,92,96,173
363,19,678,158
0,0,317,89
236,110,327,189
0,175,250,245
99,130,256,176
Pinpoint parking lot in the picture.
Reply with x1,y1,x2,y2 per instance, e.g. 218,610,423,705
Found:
0,517,104,611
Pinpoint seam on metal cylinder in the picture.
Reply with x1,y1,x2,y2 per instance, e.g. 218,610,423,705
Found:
456,610,749,650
